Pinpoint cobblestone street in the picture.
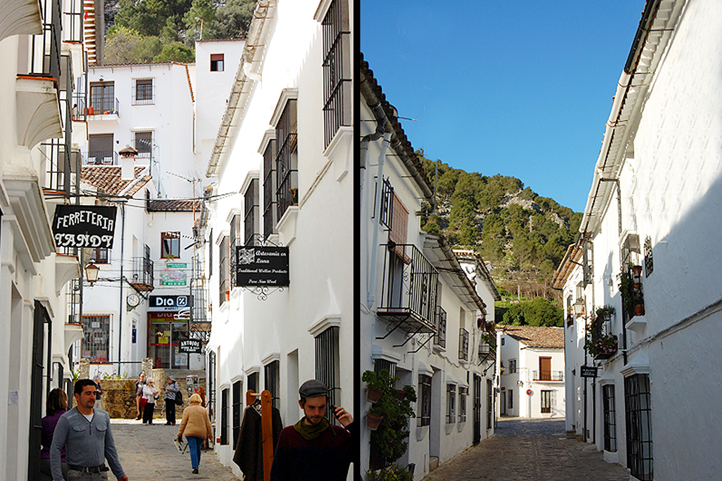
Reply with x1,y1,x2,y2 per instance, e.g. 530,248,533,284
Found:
111,419,238,480
421,418,629,481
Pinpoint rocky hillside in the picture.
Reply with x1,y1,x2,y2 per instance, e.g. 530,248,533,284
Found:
418,155,582,303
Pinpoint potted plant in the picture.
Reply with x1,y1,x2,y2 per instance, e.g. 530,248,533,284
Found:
367,464,414,481
367,408,384,430
362,370,386,403
595,305,615,322
585,331,618,360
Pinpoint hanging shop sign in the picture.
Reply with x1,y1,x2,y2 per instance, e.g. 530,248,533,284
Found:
160,262,188,286
580,365,598,378
179,339,204,354
52,205,117,248
235,246,289,287
148,294,191,312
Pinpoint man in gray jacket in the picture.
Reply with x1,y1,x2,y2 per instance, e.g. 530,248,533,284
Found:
50,379,128,480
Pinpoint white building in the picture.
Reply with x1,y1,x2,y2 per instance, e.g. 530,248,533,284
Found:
554,1,722,479
199,0,353,477
74,40,245,377
498,325,565,419
0,0,89,478
360,59,500,480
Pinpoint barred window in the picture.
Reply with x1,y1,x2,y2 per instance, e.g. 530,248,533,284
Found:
232,381,242,449
459,386,468,422
221,387,229,445
509,359,517,374
459,328,469,361
247,372,259,395
625,374,653,480
541,390,553,414
264,361,280,409
219,236,230,305
275,99,298,222
508,388,514,409
244,179,259,246
134,79,153,105
321,0,351,147
603,384,617,452
229,215,241,289
374,359,396,379
446,384,456,423
435,306,447,348
134,131,153,155
81,315,110,361
378,178,393,229
161,232,180,259
263,139,277,239
418,375,431,427
315,327,340,424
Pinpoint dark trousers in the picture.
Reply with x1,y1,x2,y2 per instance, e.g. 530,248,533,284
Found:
143,402,155,424
166,400,176,424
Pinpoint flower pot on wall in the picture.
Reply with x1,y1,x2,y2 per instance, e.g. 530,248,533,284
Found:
634,303,645,316
367,413,383,431
366,387,384,403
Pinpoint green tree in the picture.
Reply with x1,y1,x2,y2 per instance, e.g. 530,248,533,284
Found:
104,26,163,64
205,0,256,39
153,41,196,63
183,0,216,41
524,297,563,327
115,0,193,37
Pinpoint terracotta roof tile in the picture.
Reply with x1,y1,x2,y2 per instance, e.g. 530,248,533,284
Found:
81,166,152,197
501,325,565,349
147,199,202,212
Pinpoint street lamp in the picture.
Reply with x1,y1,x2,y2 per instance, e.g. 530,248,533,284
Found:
572,298,585,316
85,262,100,286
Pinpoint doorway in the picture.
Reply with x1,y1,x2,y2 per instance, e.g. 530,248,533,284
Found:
473,373,482,444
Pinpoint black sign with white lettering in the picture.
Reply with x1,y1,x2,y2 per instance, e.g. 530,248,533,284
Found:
52,205,117,248
179,339,203,354
148,295,191,312
235,246,289,287
580,365,598,378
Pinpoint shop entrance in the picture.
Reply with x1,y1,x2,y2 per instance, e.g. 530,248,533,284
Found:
148,312,190,369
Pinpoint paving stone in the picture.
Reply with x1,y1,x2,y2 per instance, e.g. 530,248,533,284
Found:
421,418,629,481
111,419,239,480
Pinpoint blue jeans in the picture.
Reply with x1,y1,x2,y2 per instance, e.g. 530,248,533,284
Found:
186,436,204,468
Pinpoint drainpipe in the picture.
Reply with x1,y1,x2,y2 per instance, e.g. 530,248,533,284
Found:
117,202,126,375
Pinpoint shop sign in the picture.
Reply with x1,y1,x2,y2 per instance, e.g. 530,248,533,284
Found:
148,294,190,311
580,365,598,378
179,339,204,354
52,205,117,248
235,246,289,287
160,262,188,286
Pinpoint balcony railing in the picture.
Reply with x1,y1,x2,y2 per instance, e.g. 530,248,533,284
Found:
129,257,154,291
377,243,439,334
532,370,564,382
85,150,119,165
89,97,120,117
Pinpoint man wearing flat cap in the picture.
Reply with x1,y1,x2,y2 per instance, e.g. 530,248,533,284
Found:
270,380,355,480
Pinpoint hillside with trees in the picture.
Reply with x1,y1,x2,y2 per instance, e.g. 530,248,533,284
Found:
103,0,256,64
417,154,582,326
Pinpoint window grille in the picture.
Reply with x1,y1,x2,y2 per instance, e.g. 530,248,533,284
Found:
379,178,393,229
134,131,153,155
221,388,229,445
509,359,517,374
625,374,653,480
161,232,180,259
418,375,431,426
219,236,229,305
275,99,298,221
264,361,280,409
263,139,277,239
244,179,258,247
541,390,553,413
446,384,456,423
315,327,340,423
321,0,351,148
459,328,469,361
232,380,242,449
247,372,259,394
133,79,153,105
603,384,617,452
486,379,493,429
435,306,447,348
374,359,396,379
229,215,241,288
508,388,513,409
459,386,468,422
81,315,110,361
208,351,216,421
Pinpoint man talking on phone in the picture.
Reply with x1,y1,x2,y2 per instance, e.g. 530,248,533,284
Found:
270,380,355,480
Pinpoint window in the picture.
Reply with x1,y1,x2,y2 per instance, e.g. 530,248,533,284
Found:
262,138,277,239
603,384,617,452
625,374,653,480
275,98,298,221
446,384,456,423
211,53,224,72
88,134,114,164
219,236,230,305
244,179,259,246
509,359,517,374
315,326,340,423
486,379,493,429
232,381,242,449
134,79,153,105
90,82,115,113
435,306,447,348
418,375,431,426
389,192,408,247
221,387,229,445
508,388,513,410
501,337,505,346
539,357,552,381
321,0,351,147
229,215,241,288
379,178,393,229
459,328,469,361
161,232,180,259
374,359,396,378
247,372,259,394
134,131,153,156
208,350,216,420
541,390,553,414
81,315,110,361
459,386,468,422
264,361,280,409
88,247,110,264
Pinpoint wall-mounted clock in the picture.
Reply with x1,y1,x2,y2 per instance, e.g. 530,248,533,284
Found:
127,294,141,308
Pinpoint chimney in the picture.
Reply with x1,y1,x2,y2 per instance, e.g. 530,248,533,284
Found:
119,145,138,180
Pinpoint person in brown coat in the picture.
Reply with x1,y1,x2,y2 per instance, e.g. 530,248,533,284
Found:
177,393,213,474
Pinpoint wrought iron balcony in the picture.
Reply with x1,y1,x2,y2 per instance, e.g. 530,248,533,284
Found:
129,256,154,291
377,243,439,334
532,370,564,382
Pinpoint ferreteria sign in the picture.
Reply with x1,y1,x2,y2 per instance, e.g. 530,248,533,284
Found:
235,246,289,287
179,339,204,354
52,205,117,248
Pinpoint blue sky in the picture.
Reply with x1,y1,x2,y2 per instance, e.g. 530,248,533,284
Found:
360,1,647,213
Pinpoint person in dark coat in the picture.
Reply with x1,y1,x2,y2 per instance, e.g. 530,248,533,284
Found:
270,380,355,481
233,396,284,480
164,376,180,425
